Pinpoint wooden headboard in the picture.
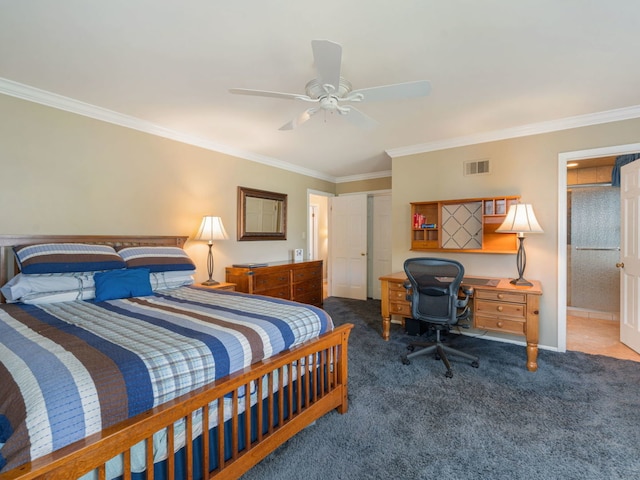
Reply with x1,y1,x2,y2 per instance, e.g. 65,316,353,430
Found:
0,235,189,303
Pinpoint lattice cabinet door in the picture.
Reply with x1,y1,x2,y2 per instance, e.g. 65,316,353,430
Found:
441,202,482,249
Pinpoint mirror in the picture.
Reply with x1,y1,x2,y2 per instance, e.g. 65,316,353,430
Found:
237,186,287,241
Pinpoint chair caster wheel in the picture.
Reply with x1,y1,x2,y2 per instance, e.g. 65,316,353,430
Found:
435,354,441,360
407,345,415,352
401,356,411,365
445,370,453,378
471,361,479,368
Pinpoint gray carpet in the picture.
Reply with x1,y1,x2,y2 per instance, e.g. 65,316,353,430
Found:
241,297,640,480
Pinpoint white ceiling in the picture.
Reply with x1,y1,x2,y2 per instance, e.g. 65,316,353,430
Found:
2,1,640,181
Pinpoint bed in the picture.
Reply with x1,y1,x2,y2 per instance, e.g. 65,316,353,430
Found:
0,234,353,480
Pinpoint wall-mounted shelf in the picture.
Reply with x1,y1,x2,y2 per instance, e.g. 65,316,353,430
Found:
411,195,520,253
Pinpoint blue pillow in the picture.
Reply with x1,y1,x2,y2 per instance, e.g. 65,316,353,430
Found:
14,243,126,274
94,268,153,302
116,246,196,272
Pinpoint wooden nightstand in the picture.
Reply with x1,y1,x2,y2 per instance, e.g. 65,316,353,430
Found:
199,282,236,292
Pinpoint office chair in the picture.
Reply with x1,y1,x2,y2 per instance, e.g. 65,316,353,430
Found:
401,258,479,378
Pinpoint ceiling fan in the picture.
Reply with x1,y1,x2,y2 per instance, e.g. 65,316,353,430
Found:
229,39,431,131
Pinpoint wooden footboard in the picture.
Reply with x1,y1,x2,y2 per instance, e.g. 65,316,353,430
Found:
1,324,352,480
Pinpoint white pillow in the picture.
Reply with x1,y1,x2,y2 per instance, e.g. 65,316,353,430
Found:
20,288,97,305
1,272,95,302
150,270,195,291
1,270,194,303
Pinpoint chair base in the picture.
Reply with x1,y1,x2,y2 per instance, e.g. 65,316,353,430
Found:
401,329,479,378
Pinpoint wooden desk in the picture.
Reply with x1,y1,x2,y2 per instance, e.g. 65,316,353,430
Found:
379,272,542,372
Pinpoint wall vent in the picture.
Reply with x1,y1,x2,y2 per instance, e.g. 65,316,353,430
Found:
463,159,491,176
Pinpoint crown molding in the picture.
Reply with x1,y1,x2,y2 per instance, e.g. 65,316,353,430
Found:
335,169,392,183
386,104,640,158
0,78,337,183
5,78,640,183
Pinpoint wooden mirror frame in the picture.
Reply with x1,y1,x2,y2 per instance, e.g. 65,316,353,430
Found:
237,186,288,241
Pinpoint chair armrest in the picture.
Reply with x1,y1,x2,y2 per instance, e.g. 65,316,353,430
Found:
456,286,473,308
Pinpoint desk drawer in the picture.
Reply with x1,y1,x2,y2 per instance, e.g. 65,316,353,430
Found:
390,301,411,317
475,290,526,304
475,300,525,319
388,288,409,302
388,280,407,291
474,315,525,335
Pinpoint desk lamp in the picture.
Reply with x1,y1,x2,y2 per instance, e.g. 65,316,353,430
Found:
195,216,228,285
496,203,543,286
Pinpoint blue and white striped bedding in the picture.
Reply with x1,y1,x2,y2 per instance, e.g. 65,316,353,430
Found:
0,286,333,473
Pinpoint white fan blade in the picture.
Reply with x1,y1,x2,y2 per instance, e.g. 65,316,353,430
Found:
279,108,318,131
347,80,431,103
311,40,342,92
229,88,309,101
342,106,378,129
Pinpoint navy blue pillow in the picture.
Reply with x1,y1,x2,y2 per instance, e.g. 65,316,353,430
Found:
94,268,153,302
14,243,126,274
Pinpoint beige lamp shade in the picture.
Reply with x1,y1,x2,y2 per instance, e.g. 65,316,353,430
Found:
496,204,543,235
196,216,228,243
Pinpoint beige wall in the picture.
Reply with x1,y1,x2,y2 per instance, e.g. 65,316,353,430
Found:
0,94,335,283
392,117,640,349
336,176,391,194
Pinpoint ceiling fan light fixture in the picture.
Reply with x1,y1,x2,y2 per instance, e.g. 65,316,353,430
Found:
305,77,353,99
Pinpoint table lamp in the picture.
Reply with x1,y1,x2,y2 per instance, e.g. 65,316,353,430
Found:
195,216,228,285
496,203,543,286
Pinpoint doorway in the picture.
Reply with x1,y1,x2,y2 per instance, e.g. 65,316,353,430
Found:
308,189,391,300
308,191,331,297
558,144,640,361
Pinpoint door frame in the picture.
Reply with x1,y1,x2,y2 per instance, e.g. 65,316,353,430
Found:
557,142,640,352
307,189,334,288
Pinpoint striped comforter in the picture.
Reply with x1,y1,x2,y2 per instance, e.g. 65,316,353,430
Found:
0,286,333,472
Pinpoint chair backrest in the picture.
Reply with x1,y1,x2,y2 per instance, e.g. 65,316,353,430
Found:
403,257,465,325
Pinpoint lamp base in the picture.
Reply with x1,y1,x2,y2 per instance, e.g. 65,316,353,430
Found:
201,279,220,286
509,277,533,287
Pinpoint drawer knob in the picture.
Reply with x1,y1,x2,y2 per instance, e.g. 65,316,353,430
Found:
497,293,504,299
497,306,503,312
497,321,503,328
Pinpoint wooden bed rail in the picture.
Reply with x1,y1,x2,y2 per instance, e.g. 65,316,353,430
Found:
1,324,353,480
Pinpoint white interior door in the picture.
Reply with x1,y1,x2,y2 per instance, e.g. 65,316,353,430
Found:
620,160,640,353
370,195,392,299
330,194,367,299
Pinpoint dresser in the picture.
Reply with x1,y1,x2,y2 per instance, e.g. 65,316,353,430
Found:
225,260,323,307
379,272,542,371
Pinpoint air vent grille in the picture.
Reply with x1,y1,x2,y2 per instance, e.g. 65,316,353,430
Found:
464,159,490,176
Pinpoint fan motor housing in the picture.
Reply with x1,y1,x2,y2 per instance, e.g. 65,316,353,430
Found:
305,77,353,99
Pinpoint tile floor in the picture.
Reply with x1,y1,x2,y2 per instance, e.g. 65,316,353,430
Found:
567,314,640,362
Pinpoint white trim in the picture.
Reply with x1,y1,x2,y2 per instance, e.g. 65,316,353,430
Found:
387,105,640,158
557,142,640,353
337,189,392,197
335,170,392,183
5,77,640,186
